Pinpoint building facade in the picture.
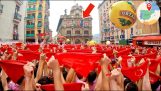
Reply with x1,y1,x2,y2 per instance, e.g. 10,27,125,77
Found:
0,0,27,42
26,0,50,42
98,0,137,44
98,0,160,45
56,4,92,44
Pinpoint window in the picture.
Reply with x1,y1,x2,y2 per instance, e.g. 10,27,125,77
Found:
31,31,34,34
67,30,71,35
75,31,80,34
131,28,133,34
76,13,79,16
121,30,125,35
33,5,35,8
38,30,41,34
84,31,89,34
32,13,35,18
106,2,108,6
38,21,41,25
13,24,18,40
15,5,20,13
27,31,30,34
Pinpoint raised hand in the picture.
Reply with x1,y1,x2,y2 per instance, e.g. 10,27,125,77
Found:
100,54,111,66
23,62,35,78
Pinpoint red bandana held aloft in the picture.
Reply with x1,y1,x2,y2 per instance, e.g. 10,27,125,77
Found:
41,83,83,91
26,44,40,52
149,58,161,72
121,61,148,82
15,42,22,48
55,52,103,77
18,50,40,61
149,57,161,84
149,72,161,84
117,48,131,57
0,60,27,83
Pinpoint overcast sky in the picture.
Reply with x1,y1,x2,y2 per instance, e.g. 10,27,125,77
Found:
49,0,102,36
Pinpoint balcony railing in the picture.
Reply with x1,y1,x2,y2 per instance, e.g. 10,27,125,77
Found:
13,12,22,22
65,34,71,36
26,34,35,37
28,0,37,4
26,25,35,28
38,15,42,18
26,16,35,19
27,8,36,11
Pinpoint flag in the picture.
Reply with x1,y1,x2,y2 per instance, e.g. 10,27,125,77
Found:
80,20,83,27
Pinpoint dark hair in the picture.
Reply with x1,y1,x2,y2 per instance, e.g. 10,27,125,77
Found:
111,58,116,64
62,67,67,80
17,76,25,85
0,81,4,91
34,62,39,78
87,71,97,84
38,76,53,85
151,80,160,91
124,78,131,88
125,82,138,91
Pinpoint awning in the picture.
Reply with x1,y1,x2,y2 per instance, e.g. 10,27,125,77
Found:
133,36,161,41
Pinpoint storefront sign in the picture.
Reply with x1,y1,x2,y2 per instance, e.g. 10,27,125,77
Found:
144,41,161,46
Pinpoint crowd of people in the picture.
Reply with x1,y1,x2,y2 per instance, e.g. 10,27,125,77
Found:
0,41,160,91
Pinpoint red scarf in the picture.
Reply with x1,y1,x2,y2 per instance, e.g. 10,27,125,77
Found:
121,61,148,82
55,52,103,77
18,50,40,61
0,60,26,83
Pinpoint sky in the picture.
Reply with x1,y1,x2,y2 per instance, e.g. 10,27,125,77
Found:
49,0,102,37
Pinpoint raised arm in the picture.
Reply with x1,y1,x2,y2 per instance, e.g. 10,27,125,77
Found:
100,54,111,90
35,53,46,83
47,56,64,90
23,62,35,90
66,68,76,83
1,69,8,90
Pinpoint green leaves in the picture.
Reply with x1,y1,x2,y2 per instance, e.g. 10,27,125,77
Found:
118,18,132,26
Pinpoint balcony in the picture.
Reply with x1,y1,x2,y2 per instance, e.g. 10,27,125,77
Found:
26,34,35,37
26,25,35,29
65,34,71,36
38,15,42,19
26,16,34,19
16,0,23,6
13,12,22,23
74,34,81,36
37,23,42,28
27,8,36,12
0,3,3,15
38,7,42,11
28,0,37,4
